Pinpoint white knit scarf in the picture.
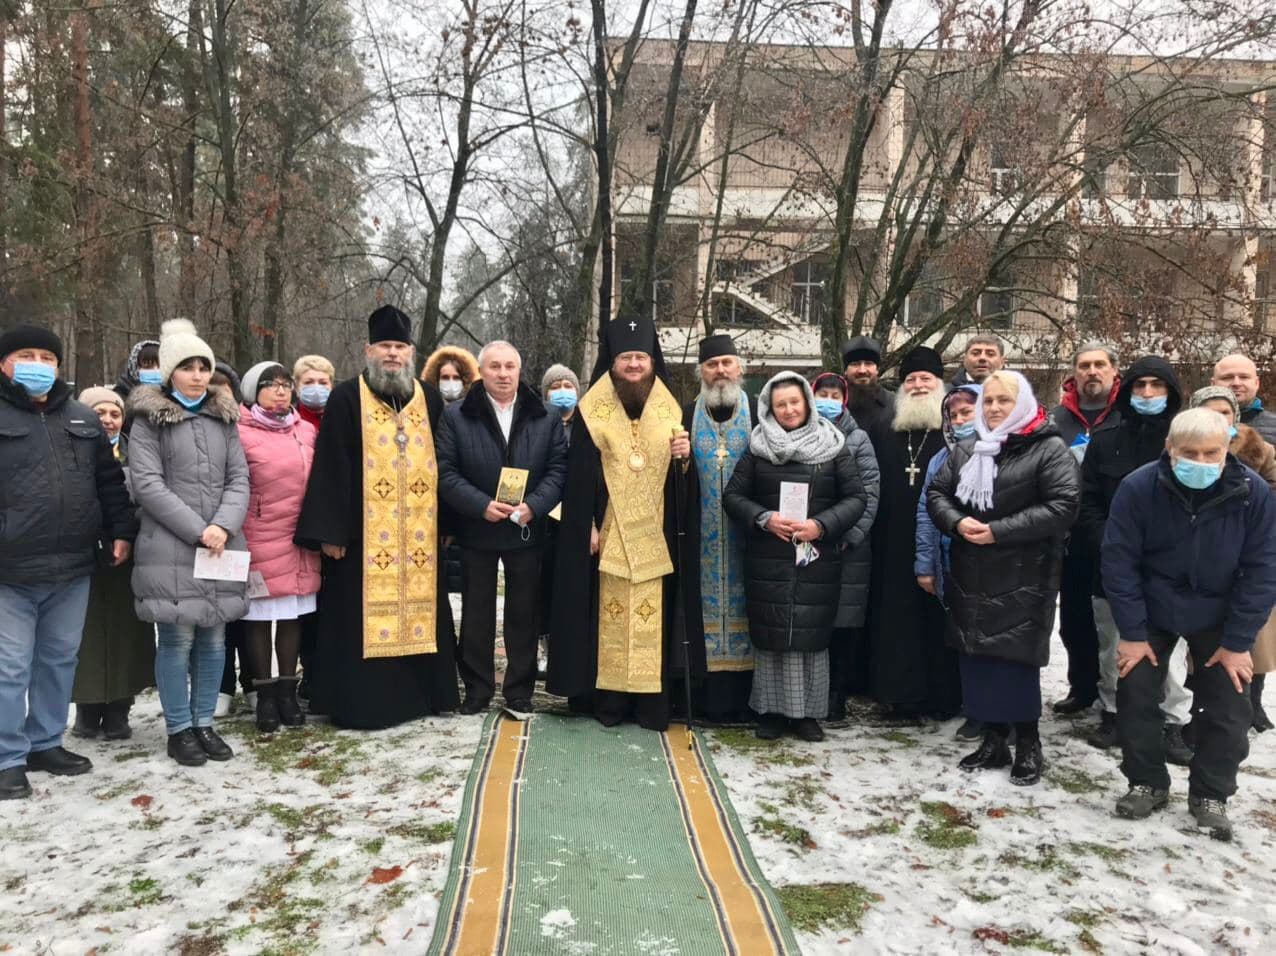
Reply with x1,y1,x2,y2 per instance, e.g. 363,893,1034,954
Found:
750,371,846,465
956,371,1039,512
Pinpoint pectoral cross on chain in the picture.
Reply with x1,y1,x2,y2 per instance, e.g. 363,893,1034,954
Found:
628,320,637,331
905,461,920,487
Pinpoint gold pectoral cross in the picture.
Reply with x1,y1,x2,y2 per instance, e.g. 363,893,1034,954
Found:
715,442,729,467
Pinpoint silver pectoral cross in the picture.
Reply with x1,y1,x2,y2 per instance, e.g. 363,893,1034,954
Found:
628,320,637,331
905,462,920,487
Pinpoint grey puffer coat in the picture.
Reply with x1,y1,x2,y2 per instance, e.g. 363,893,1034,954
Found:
127,384,250,626
830,410,879,627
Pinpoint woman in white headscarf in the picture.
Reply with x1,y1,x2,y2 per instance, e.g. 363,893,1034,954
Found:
927,371,1079,785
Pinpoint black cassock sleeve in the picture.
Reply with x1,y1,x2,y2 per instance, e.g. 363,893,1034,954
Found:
295,380,360,551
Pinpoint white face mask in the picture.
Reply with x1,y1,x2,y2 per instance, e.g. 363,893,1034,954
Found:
439,380,464,401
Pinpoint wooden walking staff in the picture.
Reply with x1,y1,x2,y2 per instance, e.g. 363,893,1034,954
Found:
672,423,694,749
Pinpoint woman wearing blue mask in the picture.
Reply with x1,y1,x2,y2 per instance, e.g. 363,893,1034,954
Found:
113,340,162,400
292,355,336,432
1189,386,1276,734
70,387,155,743
127,319,250,767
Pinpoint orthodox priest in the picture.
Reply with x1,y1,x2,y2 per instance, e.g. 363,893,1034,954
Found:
547,313,706,731
864,346,960,719
682,334,756,722
295,306,459,728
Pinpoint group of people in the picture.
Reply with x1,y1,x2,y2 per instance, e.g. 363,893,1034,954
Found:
1,314,1272,841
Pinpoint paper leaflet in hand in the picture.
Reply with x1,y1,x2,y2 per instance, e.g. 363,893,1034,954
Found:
193,548,251,582
779,481,809,521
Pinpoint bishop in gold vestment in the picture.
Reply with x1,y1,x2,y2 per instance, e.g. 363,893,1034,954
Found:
546,314,706,731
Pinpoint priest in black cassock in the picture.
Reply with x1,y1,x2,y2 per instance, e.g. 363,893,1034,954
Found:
295,306,459,728
682,334,756,722
864,346,961,719
547,313,706,731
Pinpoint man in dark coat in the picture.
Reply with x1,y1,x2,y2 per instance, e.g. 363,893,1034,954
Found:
1103,408,1276,840
1077,355,1190,755
841,336,895,436
0,324,135,799
295,306,459,729
1049,342,1121,715
1211,353,1276,446
436,340,566,719
547,314,706,731
950,333,1005,386
681,334,756,722
864,346,960,719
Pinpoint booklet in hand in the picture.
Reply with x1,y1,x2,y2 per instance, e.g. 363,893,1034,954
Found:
496,467,529,506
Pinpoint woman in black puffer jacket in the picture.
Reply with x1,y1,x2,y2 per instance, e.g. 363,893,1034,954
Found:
928,371,1079,786
724,372,867,742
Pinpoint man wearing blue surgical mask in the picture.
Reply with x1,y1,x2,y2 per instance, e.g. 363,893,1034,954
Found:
1101,408,1276,841
1078,355,1192,760
0,323,136,799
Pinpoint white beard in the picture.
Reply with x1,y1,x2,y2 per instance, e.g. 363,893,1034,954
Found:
701,379,742,412
893,388,944,432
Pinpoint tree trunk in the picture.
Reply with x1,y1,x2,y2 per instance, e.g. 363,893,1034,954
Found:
71,9,103,387
0,11,8,275
177,0,201,319
589,0,612,344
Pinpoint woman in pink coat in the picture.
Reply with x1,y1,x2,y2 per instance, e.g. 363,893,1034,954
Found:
237,361,320,731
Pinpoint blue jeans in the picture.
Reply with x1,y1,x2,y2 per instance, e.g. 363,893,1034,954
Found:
155,622,226,734
0,577,93,771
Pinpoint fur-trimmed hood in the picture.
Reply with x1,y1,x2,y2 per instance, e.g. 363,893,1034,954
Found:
127,383,241,427
422,345,479,388
1231,422,1276,488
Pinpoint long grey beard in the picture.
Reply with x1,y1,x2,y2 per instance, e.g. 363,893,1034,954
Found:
366,359,416,400
701,379,741,413
893,388,945,432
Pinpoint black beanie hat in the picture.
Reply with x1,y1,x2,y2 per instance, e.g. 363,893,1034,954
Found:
898,346,945,381
841,335,881,367
368,305,413,345
697,333,738,364
0,323,64,364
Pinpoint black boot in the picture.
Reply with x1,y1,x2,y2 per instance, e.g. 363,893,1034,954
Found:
101,698,133,741
1253,674,1273,733
192,727,234,761
958,724,1011,771
1010,721,1044,786
276,678,306,727
755,713,786,740
72,703,105,739
167,729,207,766
255,680,280,732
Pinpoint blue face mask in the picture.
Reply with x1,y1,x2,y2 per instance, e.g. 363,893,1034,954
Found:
173,390,207,410
1228,425,1238,440
11,362,57,397
108,433,120,446
814,398,842,421
299,384,330,409
548,388,578,412
138,369,163,387
952,422,977,440
1130,395,1168,416
1173,457,1222,491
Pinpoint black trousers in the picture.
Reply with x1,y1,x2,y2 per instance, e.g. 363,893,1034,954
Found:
1118,628,1251,799
219,619,253,696
1059,553,1100,702
458,547,540,705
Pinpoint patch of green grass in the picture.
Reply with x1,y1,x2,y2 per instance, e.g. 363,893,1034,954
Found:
1078,928,1103,953
260,802,340,839
779,776,824,811
878,730,919,748
112,748,150,762
708,729,814,767
753,814,815,849
846,818,901,838
387,820,455,844
777,883,879,934
915,801,977,850
309,858,340,885
415,767,443,785
227,852,324,952
360,837,385,856
93,777,145,801
974,927,1067,953
1066,909,1105,930
227,720,367,787
129,875,165,907
378,882,411,911
1047,765,1106,794
963,887,999,904
997,846,1080,879
1065,841,1129,864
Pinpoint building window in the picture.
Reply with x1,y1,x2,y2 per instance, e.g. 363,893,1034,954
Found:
620,262,676,325
1262,151,1275,201
1257,269,1276,331
1127,143,1179,199
978,272,1016,329
989,143,1020,194
789,259,828,326
1082,165,1107,199
1076,268,1100,327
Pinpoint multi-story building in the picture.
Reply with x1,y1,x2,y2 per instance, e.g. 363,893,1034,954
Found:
609,40,1276,378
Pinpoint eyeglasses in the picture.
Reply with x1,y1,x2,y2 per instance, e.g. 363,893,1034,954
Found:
265,381,294,392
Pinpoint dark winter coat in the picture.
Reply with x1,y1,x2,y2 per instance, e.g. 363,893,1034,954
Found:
436,381,567,550
723,446,867,652
1050,377,1121,454
1102,454,1276,652
829,409,879,627
1077,356,1183,595
127,384,251,626
927,417,1080,667
1240,403,1276,447
0,374,135,585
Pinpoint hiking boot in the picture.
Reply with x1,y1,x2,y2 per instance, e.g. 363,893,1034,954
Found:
755,713,786,740
72,703,104,739
193,727,234,761
503,700,534,721
167,729,207,767
275,679,306,727
1188,794,1232,841
101,699,133,741
1087,711,1118,750
1115,785,1169,819
793,718,824,742
1164,724,1193,767
0,767,32,800
1052,694,1095,716
955,718,984,740
255,681,280,733
1010,733,1044,787
959,729,1011,772
26,746,92,776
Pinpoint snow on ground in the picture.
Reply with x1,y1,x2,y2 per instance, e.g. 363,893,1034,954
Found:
2,602,1273,954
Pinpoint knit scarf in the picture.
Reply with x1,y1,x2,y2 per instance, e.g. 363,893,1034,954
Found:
956,371,1039,511
749,371,846,465
250,403,297,431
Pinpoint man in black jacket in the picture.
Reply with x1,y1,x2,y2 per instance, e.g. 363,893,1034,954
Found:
1078,355,1192,759
0,324,134,800
437,341,567,718
842,336,895,436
